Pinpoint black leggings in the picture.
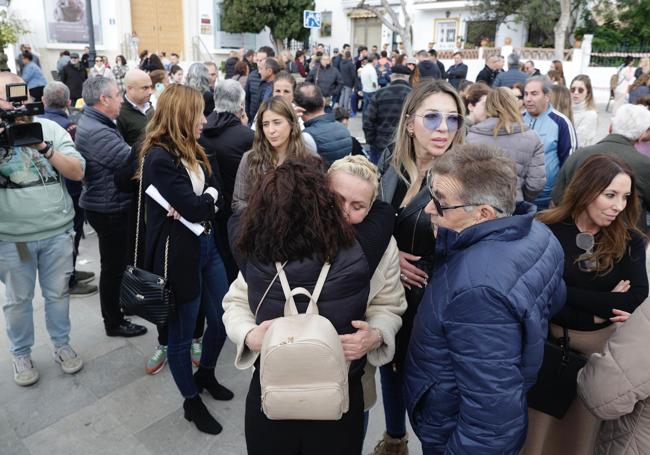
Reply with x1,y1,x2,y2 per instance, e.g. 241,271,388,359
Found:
245,369,364,455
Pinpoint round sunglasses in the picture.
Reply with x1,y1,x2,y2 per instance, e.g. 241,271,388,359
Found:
570,86,585,94
409,111,463,133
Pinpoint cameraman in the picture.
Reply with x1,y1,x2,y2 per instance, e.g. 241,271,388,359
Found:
0,73,85,386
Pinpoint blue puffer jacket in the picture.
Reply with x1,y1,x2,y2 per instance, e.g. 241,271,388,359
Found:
404,202,566,454
303,112,353,165
75,106,132,213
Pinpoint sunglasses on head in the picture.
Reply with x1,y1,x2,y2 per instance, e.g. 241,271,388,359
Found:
409,111,463,133
570,86,585,94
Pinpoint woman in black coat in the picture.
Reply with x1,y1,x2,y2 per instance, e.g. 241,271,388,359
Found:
139,84,232,435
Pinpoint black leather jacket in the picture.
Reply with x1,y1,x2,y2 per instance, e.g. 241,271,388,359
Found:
378,151,436,369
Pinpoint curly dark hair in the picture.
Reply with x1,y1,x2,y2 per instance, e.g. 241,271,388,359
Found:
236,156,355,263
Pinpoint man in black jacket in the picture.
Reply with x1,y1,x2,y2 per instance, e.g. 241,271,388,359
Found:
339,51,357,113
417,50,441,80
116,69,153,146
447,52,468,89
60,52,87,105
476,56,499,86
245,46,274,125
199,80,253,282
363,65,412,163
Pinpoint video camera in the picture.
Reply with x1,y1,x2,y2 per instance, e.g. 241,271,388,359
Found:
0,83,44,148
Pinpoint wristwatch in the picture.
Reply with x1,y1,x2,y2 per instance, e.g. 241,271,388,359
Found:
38,141,54,159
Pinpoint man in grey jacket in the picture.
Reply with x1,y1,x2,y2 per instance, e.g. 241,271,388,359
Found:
75,77,147,338
306,54,343,109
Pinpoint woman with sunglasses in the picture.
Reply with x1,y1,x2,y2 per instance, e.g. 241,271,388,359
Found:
466,87,545,203
570,75,598,147
521,154,648,455
371,80,464,454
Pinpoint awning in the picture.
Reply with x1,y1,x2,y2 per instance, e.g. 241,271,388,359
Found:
347,8,378,18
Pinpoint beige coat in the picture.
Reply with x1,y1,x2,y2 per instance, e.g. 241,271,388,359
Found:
577,299,650,455
222,237,407,410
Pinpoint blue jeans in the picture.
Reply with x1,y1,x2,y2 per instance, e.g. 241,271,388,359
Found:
0,230,74,357
362,91,375,115
167,234,229,398
379,364,407,437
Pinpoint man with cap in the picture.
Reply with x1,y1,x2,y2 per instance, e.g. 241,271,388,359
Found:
60,52,87,105
363,64,412,163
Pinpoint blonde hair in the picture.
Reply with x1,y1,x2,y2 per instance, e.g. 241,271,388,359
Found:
139,84,211,176
550,85,573,124
328,155,379,201
485,87,526,136
249,96,310,185
392,80,465,203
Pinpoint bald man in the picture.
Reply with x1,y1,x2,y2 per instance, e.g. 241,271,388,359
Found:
0,72,86,385
476,55,500,87
116,69,153,146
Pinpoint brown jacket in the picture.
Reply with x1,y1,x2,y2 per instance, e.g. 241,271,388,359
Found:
577,299,650,455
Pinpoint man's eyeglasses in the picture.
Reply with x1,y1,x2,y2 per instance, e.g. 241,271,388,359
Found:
408,111,463,133
576,232,598,272
426,172,504,217
570,86,585,94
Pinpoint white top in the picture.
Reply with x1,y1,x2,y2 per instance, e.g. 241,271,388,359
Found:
181,158,219,206
360,64,378,93
572,102,599,147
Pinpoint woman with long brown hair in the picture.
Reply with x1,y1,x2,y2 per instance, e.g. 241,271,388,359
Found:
139,84,232,435
372,79,464,454
232,95,312,212
222,156,395,454
521,154,649,455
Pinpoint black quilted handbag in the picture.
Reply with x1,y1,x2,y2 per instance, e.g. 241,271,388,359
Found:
527,326,587,419
119,156,175,326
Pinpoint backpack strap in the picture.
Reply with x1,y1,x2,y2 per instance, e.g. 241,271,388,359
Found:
275,262,331,316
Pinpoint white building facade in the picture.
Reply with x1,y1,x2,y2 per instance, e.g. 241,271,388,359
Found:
311,0,527,53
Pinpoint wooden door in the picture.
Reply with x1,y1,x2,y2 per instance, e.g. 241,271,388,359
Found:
130,0,184,57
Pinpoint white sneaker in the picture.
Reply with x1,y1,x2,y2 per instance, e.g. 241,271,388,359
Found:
54,345,84,374
13,355,39,386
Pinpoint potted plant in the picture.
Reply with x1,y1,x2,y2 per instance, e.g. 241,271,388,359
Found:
0,10,28,56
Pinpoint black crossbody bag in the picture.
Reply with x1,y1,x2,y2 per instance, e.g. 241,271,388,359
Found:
119,155,175,326
527,326,587,419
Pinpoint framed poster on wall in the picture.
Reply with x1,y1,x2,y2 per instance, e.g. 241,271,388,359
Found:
43,0,102,44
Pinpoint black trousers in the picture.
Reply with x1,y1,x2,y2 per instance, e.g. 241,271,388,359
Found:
245,369,364,455
85,210,128,329
68,192,85,287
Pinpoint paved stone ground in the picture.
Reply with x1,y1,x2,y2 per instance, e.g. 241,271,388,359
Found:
0,104,620,455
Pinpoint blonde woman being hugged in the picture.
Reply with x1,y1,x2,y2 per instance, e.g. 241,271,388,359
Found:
372,80,465,454
139,84,232,435
570,75,599,147
232,96,312,212
466,87,546,203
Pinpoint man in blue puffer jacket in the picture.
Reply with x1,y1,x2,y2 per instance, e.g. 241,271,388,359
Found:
404,144,566,454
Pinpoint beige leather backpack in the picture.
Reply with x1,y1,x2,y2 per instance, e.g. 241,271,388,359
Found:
259,262,349,420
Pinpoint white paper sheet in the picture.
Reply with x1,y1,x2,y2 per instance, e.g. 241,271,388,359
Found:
145,185,205,236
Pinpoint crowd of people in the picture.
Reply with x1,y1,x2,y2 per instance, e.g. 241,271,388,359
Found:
2,39,650,455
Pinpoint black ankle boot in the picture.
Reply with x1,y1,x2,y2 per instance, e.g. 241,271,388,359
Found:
194,367,234,401
183,395,222,435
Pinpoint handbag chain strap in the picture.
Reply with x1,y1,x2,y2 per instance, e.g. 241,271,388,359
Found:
134,153,170,280
133,154,145,266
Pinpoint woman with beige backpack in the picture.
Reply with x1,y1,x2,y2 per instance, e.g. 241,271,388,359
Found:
222,155,403,454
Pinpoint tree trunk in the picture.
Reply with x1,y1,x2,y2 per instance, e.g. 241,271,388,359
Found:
357,0,413,55
554,0,571,60
269,30,286,54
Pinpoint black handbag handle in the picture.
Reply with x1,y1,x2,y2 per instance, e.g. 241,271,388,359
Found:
135,153,170,278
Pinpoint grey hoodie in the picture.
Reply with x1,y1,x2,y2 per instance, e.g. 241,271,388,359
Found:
466,117,546,203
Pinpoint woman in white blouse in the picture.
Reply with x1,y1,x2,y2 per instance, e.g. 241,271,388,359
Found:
570,75,599,147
